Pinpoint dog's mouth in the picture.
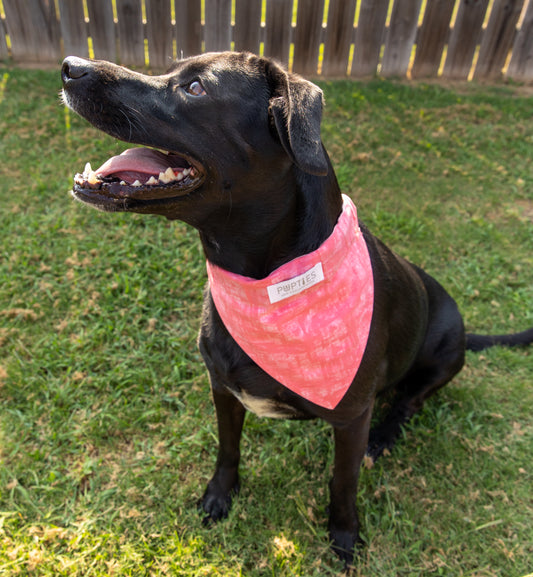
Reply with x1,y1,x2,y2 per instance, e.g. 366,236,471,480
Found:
72,147,205,207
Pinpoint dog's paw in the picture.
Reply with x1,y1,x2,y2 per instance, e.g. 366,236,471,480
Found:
366,429,395,462
199,480,239,525
329,527,363,569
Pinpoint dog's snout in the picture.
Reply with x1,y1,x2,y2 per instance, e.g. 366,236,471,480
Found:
62,56,91,85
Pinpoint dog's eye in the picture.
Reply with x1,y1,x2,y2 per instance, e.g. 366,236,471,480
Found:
186,80,206,97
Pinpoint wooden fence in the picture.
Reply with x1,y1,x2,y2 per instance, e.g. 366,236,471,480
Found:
0,0,532,81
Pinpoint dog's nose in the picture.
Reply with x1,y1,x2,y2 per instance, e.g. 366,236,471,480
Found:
61,56,91,85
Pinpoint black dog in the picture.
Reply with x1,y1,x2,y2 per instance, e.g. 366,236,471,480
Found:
61,51,532,566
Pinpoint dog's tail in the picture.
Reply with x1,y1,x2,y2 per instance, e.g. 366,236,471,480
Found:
466,328,533,352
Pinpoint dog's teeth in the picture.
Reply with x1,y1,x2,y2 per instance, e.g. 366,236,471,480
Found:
165,167,176,180
120,180,127,185
87,171,99,185
146,176,158,185
132,180,142,187
159,167,175,184
183,168,190,177
74,173,84,185
84,162,92,176
177,172,184,181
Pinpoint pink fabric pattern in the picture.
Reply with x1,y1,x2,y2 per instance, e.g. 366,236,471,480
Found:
206,195,374,409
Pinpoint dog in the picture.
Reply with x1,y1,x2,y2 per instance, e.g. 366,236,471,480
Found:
61,51,533,566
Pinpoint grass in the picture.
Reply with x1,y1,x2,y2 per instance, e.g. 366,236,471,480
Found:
0,65,532,576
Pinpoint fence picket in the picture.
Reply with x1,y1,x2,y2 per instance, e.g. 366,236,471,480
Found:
0,16,7,60
443,0,489,80
116,0,144,66
381,0,423,77
205,0,232,52
411,0,455,79
293,0,325,75
146,0,174,68
264,0,293,66
351,0,389,77
57,0,89,59
235,0,262,54
86,0,116,61
175,0,202,58
474,0,525,79
507,0,533,81
322,0,357,77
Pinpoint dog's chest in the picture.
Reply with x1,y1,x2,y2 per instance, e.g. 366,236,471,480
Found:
229,387,304,419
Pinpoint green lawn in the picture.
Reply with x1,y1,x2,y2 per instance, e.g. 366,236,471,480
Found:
0,66,532,576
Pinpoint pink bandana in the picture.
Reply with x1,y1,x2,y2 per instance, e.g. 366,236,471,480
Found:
206,195,374,409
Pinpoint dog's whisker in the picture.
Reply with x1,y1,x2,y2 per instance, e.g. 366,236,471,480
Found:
121,104,150,139
116,108,135,141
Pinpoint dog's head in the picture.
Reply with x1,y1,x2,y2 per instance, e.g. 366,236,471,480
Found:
61,51,328,221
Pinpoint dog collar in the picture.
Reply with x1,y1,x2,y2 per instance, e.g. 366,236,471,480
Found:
206,194,374,410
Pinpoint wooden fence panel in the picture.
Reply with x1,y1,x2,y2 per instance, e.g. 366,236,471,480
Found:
411,0,455,78
264,0,293,66
86,0,116,61
351,0,389,77
474,0,525,79
443,0,489,80
205,0,232,52
234,0,262,54
3,0,60,63
57,0,89,58
146,0,174,68
1,0,533,82
381,0,423,77
175,0,202,58
116,0,144,66
507,0,533,81
322,0,357,77
293,0,325,75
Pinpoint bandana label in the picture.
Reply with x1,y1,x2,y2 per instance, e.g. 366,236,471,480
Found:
267,262,324,303
206,195,374,410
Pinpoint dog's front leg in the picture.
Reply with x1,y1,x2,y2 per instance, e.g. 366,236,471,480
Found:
328,403,373,566
200,386,245,523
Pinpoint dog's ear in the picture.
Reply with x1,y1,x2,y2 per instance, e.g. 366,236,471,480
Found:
267,63,328,176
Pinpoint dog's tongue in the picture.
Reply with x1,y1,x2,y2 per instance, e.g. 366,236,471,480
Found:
95,148,172,178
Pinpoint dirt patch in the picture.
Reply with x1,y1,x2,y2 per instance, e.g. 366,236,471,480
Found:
487,199,533,224
515,199,533,223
